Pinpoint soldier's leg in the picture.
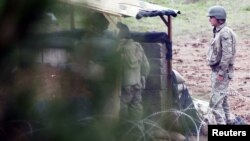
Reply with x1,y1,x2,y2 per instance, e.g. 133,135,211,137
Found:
209,93,226,124
222,95,233,124
129,87,143,121
221,73,231,124
209,72,229,124
118,88,135,141
120,87,133,119
128,87,144,140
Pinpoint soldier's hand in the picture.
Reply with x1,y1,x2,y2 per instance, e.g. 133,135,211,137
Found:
141,76,146,89
217,75,224,81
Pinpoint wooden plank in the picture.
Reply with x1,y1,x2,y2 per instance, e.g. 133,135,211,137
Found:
59,0,180,18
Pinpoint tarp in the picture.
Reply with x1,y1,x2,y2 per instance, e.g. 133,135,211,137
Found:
59,0,180,18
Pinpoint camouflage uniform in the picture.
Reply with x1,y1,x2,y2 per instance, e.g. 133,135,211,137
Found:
207,23,236,124
118,38,150,121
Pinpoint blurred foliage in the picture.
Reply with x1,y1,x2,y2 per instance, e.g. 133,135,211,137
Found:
243,5,250,11
0,0,125,141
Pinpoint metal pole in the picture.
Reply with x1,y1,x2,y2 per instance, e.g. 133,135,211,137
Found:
166,15,173,110
167,16,172,41
160,15,173,110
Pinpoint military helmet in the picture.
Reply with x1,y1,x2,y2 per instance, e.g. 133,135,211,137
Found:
117,22,130,38
207,5,227,19
85,12,109,31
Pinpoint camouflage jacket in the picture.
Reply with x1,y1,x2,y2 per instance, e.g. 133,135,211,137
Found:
207,23,237,76
118,39,150,87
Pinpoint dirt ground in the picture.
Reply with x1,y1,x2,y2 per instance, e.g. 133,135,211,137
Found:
172,33,250,124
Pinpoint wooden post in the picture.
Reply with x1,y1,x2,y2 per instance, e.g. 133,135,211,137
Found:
159,15,173,110
165,15,173,110
167,16,172,41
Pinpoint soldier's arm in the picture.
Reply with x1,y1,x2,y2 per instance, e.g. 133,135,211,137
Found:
137,43,150,77
142,54,150,77
218,30,234,76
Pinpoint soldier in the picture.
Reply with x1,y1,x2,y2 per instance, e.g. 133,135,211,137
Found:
206,5,237,125
117,22,150,121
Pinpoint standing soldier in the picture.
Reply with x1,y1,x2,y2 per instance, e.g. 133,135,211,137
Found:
206,5,237,125
117,22,150,121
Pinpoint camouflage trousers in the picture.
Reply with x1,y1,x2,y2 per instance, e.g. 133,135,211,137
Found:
209,71,231,125
120,84,143,121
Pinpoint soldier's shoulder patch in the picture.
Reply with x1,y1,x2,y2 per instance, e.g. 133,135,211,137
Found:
134,42,141,46
220,31,230,40
134,42,143,49
220,27,231,40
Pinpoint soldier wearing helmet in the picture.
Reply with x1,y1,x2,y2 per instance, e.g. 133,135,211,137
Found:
206,5,237,125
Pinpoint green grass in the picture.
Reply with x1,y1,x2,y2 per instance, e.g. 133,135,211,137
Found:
48,0,250,42
120,0,250,42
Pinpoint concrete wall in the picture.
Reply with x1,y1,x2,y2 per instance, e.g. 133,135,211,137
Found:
141,43,167,118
